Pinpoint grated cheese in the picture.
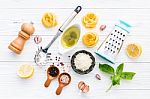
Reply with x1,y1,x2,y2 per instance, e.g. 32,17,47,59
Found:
74,53,92,71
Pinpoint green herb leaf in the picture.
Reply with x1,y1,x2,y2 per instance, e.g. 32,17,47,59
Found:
99,64,115,75
111,75,120,86
121,72,136,80
116,63,124,75
99,63,136,92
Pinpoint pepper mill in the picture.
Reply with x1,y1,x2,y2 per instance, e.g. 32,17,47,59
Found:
8,23,35,54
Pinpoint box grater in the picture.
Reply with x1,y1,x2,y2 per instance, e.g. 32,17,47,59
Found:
95,20,131,64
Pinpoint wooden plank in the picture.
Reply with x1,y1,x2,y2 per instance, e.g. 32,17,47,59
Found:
0,0,150,9
0,62,150,99
0,89,149,99
0,35,149,62
0,9,150,36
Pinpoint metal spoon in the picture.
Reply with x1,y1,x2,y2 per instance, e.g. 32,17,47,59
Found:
34,6,82,66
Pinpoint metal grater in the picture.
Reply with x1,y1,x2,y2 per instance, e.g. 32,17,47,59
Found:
95,20,131,64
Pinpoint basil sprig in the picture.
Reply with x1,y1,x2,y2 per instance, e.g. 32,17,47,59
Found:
99,63,136,92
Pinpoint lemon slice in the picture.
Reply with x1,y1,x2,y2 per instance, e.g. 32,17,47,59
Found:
17,64,34,78
42,12,57,28
82,13,98,28
126,43,142,59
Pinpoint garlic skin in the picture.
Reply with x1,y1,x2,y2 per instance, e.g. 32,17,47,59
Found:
78,81,89,93
34,35,42,44
100,25,106,31
95,74,101,80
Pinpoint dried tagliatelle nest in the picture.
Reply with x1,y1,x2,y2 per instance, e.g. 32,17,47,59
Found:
82,32,99,47
82,12,98,28
41,12,57,28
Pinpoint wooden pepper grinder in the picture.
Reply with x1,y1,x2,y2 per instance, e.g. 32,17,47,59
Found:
8,23,35,54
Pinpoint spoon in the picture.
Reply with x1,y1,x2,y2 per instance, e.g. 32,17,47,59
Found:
56,73,71,95
44,65,59,87
34,6,82,66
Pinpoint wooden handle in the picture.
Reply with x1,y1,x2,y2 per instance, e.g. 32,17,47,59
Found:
56,85,63,95
44,78,51,87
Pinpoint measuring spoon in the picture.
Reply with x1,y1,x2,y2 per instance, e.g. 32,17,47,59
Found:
44,65,59,87
56,73,71,95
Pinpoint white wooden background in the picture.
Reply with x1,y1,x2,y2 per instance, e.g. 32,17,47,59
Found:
0,0,150,99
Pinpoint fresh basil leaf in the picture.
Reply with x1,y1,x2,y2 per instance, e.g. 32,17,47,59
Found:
99,64,115,75
116,63,124,75
121,72,136,80
111,75,120,86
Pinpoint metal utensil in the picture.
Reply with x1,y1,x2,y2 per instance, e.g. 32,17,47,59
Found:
34,6,82,66
95,20,131,64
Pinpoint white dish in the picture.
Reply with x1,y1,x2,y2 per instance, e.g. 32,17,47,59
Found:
58,24,81,55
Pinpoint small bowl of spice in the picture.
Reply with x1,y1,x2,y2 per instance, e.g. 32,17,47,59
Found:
44,65,59,87
56,73,71,95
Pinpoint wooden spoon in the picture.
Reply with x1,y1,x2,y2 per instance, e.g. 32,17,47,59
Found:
56,73,71,95
44,65,59,87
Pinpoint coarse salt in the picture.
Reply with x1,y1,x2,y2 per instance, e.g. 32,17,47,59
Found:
74,53,92,71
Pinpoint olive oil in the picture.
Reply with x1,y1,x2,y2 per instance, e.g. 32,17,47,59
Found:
61,26,80,48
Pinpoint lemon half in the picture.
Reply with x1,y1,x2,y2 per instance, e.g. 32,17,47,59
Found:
126,43,142,59
17,64,34,78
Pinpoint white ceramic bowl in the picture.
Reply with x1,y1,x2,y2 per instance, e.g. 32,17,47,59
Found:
58,24,81,55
